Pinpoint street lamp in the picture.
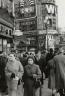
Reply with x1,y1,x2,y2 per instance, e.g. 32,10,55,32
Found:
13,30,23,50
44,17,49,52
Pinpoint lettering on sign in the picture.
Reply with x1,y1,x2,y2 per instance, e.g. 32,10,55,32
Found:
46,4,57,15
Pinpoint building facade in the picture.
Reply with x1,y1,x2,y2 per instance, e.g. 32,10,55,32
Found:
0,7,14,53
14,0,58,51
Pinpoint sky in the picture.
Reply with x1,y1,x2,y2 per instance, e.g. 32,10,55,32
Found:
56,0,65,28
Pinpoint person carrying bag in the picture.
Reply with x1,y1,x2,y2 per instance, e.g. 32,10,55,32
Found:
5,54,24,96
23,56,42,96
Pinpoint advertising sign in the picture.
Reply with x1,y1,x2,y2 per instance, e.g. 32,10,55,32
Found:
59,34,65,47
20,6,35,14
20,6,36,18
42,3,57,30
15,3,36,19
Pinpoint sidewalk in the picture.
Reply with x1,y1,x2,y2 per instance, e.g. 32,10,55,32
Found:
0,79,52,96
41,78,52,96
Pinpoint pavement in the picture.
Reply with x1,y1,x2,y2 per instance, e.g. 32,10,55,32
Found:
41,78,52,96
0,78,53,96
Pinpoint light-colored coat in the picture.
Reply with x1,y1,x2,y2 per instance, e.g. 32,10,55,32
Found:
5,60,24,96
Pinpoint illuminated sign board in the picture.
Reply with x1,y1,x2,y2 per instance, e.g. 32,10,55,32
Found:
46,4,57,15
42,3,57,30
20,6,36,18
42,0,55,4
19,18,37,31
21,20,36,25
42,4,57,16
15,3,36,19
20,6,35,14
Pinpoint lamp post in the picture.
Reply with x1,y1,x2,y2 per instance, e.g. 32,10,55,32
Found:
44,17,49,52
13,30,23,50
45,23,48,52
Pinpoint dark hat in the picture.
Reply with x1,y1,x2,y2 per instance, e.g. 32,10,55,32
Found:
27,55,35,62
49,48,53,53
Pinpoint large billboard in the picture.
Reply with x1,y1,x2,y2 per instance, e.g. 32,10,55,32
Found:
15,0,36,19
42,3,57,30
15,18,37,31
20,18,37,31
20,6,36,18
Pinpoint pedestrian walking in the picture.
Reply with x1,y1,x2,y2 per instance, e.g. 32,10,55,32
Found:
23,56,41,96
5,53,24,96
35,50,46,85
52,47,65,96
46,48,54,78
48,58,55,89
0,52,8,96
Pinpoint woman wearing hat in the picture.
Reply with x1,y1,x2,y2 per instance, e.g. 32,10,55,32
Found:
5,54,24,96
23,56,41,96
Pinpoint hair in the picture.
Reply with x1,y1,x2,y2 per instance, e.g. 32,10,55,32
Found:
59,47,64,54
8,53,15,57
49,48,53,53
27,55,35,63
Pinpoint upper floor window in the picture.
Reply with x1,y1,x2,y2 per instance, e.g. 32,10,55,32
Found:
6,29,8,35
9,30,12,36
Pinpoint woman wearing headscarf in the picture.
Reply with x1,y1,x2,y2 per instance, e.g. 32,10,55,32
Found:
5,54,24,96
23,56,41,96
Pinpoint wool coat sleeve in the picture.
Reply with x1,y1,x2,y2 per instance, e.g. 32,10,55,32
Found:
17,61,24,79
36,65,42,78
5,62,12,79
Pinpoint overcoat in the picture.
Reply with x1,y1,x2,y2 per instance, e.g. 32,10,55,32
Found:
48,59,55,89
5,59,24,96
24,64,41,96
53,54,65,89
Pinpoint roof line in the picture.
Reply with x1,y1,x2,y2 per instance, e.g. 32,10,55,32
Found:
15,16,37,21
0,18,14,28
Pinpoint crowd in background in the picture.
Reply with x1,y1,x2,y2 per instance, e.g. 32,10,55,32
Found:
0,47,65,96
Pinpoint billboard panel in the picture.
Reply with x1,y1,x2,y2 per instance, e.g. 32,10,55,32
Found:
15,3,36,19
42,3,57,30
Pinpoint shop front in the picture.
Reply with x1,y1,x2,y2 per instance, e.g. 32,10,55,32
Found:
0,36,13,54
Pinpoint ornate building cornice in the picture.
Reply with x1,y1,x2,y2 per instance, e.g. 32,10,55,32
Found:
0,18,14,28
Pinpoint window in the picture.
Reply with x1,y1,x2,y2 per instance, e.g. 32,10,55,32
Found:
6,29,8,35
9,30,12,36
30,24,36,30
49,19,52,27
22,25,27,31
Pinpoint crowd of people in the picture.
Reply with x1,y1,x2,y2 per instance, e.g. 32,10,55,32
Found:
0,47,65,96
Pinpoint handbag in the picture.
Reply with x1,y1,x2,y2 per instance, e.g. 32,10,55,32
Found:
34,79,41,89
18,79,22,85
10,73,15,79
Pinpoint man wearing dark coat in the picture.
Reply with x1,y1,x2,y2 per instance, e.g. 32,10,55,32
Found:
53,47,65,89
35,51,46,84
48,58,55,89
0,53,8,93
46,48,54,78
